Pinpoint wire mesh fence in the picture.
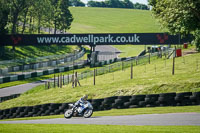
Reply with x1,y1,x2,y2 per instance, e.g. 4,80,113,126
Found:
44,49,175,89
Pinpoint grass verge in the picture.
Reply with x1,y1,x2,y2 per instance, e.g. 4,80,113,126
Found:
0,124,200,133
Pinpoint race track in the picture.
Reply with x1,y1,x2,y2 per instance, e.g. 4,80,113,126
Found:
1,113,200,125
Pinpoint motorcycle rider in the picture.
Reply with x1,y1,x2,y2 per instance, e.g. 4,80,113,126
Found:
74,95,88,113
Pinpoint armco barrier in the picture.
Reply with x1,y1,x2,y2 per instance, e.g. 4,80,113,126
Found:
0,48,86,77
0,61,87,85
0,92,199,120
0,94,20,103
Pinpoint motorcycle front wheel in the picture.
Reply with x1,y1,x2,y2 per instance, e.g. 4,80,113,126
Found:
64,109,73,119
83,109,93,118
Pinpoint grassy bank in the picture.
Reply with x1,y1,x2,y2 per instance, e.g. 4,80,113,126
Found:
69,7,165,33
0,124,199,133
0,52,199,109
0,45,75,61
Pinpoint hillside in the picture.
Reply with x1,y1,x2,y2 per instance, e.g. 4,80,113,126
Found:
0,51,199,109
69,7,165,33
69,7,166,57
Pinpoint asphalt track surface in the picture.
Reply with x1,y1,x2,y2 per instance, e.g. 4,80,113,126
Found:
0,81,44,97
0,113,200,125
0,45,120,97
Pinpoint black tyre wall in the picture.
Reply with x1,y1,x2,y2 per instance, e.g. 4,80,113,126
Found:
0,92,199,120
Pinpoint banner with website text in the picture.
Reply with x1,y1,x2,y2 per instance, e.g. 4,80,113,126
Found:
0,33,191,46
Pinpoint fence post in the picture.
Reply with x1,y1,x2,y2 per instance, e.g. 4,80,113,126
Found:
54,74,56,88
149,52,151,64
58,74,60,87
131,62,133,79
94,69,96,85
172,47,176,75
48,82,50,89
63,74,65,85
122,61,124,71
68,74,69,84
60,73,62,88
45,81,47,89
75,72,77,87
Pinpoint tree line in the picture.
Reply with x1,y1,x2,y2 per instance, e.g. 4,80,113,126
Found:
87,0,149,10
71,0,149,10
0,0,73,35
0,0,73,57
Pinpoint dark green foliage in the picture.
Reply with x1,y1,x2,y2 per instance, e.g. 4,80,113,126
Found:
0,0,74,58
149,0,200,51
87,0,149,10
70,0,85,7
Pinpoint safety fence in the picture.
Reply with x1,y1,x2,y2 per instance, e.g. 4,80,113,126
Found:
43,51,167,89
0,48,85,77
0,49,86,85
0,61,87,85
0,92,199,120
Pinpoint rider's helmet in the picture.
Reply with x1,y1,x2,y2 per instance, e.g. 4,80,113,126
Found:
82,95,88,101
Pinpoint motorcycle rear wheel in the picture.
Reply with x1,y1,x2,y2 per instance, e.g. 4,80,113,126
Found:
83,109,93,118
64,109,73,119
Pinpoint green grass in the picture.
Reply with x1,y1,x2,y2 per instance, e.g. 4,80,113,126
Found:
0,52,200,110
0,124,200,133
69,7,165,33
0,45,76,62
114,45,148,57
69,7,167,57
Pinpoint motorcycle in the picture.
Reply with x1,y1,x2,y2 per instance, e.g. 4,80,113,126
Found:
64,101,93,119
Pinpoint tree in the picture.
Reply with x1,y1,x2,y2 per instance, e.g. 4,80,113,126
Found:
8,0,32,50
51,0,73,34
0,0,9,34
0,0,9,57
123,0,133,9
70,0,85,7
105,0,125,8
9,0,32,34
59,0,73,31
149,0,200,51
87,0,148,10
32,0,52,34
